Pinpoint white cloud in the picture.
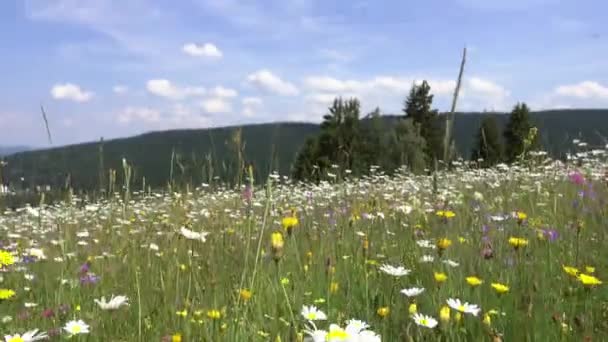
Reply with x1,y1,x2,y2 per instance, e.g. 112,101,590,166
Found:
182,43,223,58
241,97,263,117
201,98,232,113
468,77,509,98
146,79,205,100
51,83,94,102
304,76,364,93
113,85,128,94
555,81,608,99
209,86,238,98
246,69,299,96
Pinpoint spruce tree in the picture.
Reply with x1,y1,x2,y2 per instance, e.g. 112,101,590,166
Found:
403,81,444,164
471,116,503,167
503,102,538,163
388,119,427,173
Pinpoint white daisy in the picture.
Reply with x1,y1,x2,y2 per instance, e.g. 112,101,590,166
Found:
412,313,438,328
442,259,460,267
419,255,435,263
379,264,411,277
301,305,327,321
400,287,425,297
63,319,90,336
446,298,481,316
180,227,209,242
94,295,129,310
344,319,369,334
416,240,436,249
4,329,48,342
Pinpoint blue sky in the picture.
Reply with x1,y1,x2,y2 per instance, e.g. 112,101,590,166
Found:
1,0,606,147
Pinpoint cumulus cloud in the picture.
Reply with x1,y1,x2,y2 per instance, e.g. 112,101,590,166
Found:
201,98,232,113
146,79,205,100
182,43,223,58
241,97,263,117
246,69,299,96
209,86,238,98
51,83,94,102
555,81,608,99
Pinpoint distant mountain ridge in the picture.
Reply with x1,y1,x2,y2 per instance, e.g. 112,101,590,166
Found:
2,109,607,190
0,146,29,156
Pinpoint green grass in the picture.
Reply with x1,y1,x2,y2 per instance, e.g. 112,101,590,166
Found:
0,161,607,341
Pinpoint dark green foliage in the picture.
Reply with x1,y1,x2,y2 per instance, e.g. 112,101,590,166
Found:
471,116,504,167
503,103,539,163
2,109,608,191
403,81,444,163
388,119,427,173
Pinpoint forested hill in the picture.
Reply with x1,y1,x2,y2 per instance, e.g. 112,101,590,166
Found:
2,109,607,190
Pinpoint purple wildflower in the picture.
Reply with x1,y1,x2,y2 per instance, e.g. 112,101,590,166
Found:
569,171,585,185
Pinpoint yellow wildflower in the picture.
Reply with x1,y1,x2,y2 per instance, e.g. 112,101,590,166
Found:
239,289,252,302
271,232,284,250
280,277,290,286
434,272,448,283
516,212,527,221
376,307,390,318
508,237,528,249
0,289,16,300
207,309,221,320
466,276,483,287
176,309,188,317
436,238,452,250
439,306,450,322
0,250,15,267
585,266,595,274
329,282,339,294
436,210,456,218
491,283,509,294
171,333,182,342
562,266,579,277
578,274,602,286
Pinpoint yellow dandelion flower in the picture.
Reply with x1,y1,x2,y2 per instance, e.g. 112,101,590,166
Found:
562,266,579,277
483,313,492,326
466,276,483,287
0,289,16,300
280,277,290,286
508,237,528,249
436,238,452,250
0,250,15,267
516,212,527,221
239,289,252,301
171,333,182,342
176,309,188,317
439,306,450,322
281,216,299,230
207,309,221,320
434,272,448,283
436,210,456,218
578,274,602,286
491,283,509,294
376,307,390,318
271,232,284,250
585,266,595,274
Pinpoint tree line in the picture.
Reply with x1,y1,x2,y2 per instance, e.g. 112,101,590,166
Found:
292,80,540,181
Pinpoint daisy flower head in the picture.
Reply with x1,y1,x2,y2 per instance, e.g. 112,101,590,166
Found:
400,287,425,297
446,298,481,316
412,313,438,328
63,320,90,337
179,227,209,242
94,295,129,310
301,305,327,321
379,264,411,277
4,329,48,342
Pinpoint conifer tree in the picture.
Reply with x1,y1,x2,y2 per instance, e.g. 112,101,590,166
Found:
471,116,503,167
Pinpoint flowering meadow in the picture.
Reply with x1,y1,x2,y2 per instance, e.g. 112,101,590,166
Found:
1,153,607,341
